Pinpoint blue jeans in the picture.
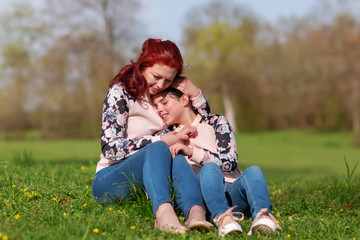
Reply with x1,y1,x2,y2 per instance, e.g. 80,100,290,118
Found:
196,162,272,220
92,141,204,218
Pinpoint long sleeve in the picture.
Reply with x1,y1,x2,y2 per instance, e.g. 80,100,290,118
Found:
190,90,211,116
100,84,154,161
201,114,238,172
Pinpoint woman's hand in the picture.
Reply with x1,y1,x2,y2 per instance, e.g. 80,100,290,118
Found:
160,131,189,147
169,143,193,158
171,76,200,99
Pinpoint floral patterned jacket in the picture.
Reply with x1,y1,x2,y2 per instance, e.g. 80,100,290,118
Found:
100,83,210,163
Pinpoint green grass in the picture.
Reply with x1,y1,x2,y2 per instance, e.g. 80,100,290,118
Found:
0,130,359,239
237,130,360,180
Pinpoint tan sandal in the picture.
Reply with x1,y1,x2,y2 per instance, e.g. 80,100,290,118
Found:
185,218,213,232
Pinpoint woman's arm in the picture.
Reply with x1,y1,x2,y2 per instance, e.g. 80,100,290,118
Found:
171,76,210,115
101,85,154,161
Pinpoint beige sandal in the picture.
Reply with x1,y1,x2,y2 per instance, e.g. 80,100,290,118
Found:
185,218,213,232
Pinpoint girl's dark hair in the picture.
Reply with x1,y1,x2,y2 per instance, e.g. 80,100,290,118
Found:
161,87,184,99
109,38,183,99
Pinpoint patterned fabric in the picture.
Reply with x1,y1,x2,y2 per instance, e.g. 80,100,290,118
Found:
100,83,210,162
172,114,238,173
101,84,152,161
201,114,238,172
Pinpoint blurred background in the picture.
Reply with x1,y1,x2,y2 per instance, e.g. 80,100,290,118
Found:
1,0,360,147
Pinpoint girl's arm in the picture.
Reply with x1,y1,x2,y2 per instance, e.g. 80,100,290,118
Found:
101,85,155,161
193,114,238,172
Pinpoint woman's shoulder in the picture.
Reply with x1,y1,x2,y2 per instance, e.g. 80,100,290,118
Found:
108,83,134,101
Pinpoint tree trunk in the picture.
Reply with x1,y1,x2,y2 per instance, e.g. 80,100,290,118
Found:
222,84,237,132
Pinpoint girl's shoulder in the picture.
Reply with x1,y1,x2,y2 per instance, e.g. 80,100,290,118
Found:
202,113,228,125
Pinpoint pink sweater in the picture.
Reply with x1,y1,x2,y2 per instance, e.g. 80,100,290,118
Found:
96,83,207,173
174,115,241,183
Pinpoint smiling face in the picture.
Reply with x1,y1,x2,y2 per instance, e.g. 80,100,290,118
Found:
143,64,177,95
152,92,185,126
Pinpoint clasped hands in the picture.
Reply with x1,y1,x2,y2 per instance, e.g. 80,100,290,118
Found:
161,126,197,158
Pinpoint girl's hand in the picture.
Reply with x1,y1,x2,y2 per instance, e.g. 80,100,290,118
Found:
171,76,201,99
170,143,193,158
178,125,198,139
161,131,189,146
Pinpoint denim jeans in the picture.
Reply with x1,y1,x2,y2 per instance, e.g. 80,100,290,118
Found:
92,141,204,218
196,162,272,220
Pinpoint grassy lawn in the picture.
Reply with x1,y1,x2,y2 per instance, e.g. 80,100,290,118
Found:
0,130,359,239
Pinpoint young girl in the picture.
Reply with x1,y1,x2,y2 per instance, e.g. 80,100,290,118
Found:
152,87,280,237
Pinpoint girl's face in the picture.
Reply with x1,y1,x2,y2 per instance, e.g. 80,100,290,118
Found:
153,93,184,126
143,64,177,95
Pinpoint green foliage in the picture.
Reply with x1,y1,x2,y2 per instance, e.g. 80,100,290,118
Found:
343,157,359,189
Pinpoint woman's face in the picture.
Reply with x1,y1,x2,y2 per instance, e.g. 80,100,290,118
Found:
143,64,177,95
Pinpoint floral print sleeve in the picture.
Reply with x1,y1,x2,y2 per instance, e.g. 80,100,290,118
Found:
101,84,152,161
191,91,211,116
201,114,238,172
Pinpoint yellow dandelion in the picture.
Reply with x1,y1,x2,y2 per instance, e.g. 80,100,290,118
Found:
83,203,87,207
352,238,355,240
130,226,136,230
2,235,9,240
93,228,99,234
340,209,343,212
320,218,323,221
86,185,89,189
14,214,21,220
12,185,16,188
52,197,57,201
63,212,67,216
287,234,291,238
109,207,112,211
81,166,85,170
329,208,331,211
34,193,37,196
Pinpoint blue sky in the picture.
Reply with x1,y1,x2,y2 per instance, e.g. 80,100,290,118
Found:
141,0,318,45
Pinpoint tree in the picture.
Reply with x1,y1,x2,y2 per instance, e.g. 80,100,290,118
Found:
182,0,263,131
0,2,41,138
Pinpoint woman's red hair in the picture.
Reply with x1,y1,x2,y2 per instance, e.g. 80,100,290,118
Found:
109,38,184,99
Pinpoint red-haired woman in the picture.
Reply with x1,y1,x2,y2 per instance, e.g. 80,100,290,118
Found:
92,39,212,234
